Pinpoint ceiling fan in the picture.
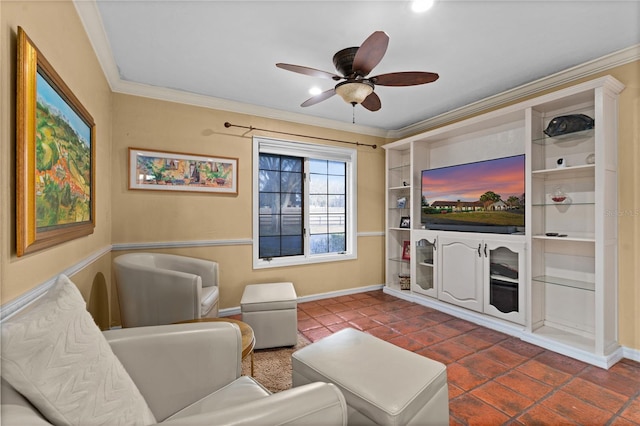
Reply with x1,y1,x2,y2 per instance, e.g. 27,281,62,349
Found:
276,31,439,112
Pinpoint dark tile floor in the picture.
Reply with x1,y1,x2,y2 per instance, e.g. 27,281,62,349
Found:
295,290,640,425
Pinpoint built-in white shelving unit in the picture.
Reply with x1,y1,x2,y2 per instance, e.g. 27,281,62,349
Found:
383,76,624,368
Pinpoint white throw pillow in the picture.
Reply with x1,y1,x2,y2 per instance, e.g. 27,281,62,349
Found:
1,275,156,425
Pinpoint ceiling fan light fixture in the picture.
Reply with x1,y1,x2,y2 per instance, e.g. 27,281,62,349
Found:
335,81,374,105
412,0,434,13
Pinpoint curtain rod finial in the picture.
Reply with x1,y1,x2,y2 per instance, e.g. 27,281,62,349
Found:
224,122,231,128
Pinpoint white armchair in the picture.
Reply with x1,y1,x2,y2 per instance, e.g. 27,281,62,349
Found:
1,322,347,425
1,275,346,425
114,252,220,327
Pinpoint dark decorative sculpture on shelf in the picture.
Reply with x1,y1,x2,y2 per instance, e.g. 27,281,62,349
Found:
544,114,594,137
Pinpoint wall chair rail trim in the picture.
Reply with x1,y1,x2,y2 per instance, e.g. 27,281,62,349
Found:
111,239,253,251
0,246,111,322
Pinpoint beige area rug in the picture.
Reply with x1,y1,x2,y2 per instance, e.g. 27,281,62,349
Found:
241,333,310,393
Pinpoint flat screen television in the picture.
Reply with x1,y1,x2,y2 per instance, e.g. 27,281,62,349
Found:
421,154,525,234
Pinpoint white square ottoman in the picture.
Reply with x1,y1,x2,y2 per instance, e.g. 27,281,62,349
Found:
241,282,298,349
292,328,449,426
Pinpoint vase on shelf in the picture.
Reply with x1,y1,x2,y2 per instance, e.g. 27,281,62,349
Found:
551,186,567,203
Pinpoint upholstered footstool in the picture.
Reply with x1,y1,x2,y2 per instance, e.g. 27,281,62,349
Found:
241,282,297,349
292,328,449,425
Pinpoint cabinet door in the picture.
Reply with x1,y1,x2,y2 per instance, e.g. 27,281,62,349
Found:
412,231,438,297
483,240,526,325
438,236,484,312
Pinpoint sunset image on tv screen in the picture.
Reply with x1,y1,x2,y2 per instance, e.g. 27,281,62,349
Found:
421,155,525,230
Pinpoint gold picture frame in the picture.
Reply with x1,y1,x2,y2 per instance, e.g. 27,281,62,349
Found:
16,27,96,256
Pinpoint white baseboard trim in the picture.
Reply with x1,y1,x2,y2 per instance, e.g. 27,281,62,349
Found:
383,287,525,338
383,287,632,369
623,346,640,363
0,245,112,322
296,284,385,304
219,284,385,318
521,332,624,370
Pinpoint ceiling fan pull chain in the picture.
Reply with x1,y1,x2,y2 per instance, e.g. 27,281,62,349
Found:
352,104,355,124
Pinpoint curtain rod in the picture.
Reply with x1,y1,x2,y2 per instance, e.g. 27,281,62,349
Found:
223,122,377,149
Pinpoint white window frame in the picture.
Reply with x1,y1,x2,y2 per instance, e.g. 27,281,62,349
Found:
253,136,357,269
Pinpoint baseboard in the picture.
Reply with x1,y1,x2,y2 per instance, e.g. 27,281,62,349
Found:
296,284,385,304
521,332,625,370
383,287,525,338
623,346,640,363
382,287,632,369
219,284,385,318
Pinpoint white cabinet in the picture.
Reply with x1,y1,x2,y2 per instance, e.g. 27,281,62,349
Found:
437,235,526,323
383,76,623,367
438,235,484,312
411,231,527,324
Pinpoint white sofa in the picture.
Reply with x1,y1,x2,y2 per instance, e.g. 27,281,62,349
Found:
0,275,347,425
114,252,220,327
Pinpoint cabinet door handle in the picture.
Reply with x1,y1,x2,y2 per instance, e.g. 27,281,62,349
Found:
434,238,437,250
484,243,488,257
478,243,482,257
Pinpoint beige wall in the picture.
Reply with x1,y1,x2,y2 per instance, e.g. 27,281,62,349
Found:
607,62,640,352
109,94,386,324
0,0,637,352
1,0,113,327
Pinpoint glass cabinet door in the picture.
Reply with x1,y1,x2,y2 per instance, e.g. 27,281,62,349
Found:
413,235,437,297
484,242,525,325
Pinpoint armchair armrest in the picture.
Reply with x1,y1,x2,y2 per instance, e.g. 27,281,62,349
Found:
160,382,347,426
103,322,242,421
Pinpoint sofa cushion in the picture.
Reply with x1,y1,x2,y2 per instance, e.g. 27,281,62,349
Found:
0,275,156,425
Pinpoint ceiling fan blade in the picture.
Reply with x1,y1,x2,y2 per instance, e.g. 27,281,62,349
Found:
371,71,439,86
361,91,381,112
276,63,342,80
352,31,389,77
301,88,336,107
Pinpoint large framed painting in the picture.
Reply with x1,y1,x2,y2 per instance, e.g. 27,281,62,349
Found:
16,27,96,257
129,148,238,194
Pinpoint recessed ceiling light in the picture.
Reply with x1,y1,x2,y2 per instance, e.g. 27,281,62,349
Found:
309,87,322,96
412,0,434,13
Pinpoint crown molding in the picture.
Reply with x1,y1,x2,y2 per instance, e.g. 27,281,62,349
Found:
75,1,637,142
389,44,640,139
110,80,390,138
73,0,388,139
74,0,119,91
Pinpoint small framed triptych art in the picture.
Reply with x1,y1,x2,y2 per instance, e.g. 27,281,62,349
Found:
128,148,238,195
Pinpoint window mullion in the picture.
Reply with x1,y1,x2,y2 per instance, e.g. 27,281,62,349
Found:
303,161,310,258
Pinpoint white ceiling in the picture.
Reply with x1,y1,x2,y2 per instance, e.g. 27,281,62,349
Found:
78,0,639,136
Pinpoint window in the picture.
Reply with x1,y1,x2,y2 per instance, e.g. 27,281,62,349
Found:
253,137,357,268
